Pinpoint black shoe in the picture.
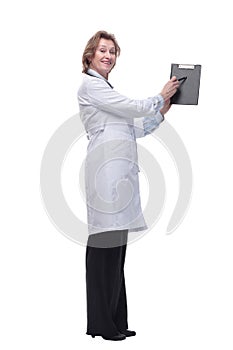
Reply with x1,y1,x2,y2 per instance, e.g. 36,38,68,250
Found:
102,333,126,341
119,329,136,337
91,333,126,341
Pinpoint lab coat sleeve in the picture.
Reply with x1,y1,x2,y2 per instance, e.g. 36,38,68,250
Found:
85,77,164,119
133,112,164,138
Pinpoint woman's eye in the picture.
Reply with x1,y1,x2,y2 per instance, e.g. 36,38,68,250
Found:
99,49,115,55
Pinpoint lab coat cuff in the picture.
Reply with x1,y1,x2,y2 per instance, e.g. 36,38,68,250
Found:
154,111,164,125
149,94,165,113
152,94,164,111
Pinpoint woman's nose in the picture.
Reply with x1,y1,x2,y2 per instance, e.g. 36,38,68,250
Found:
104,51,110,58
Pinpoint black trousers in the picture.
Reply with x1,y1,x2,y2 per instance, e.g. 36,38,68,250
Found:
85,230,128,336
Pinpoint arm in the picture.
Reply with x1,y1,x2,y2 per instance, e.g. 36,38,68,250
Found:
85,77,164,118
133,112,164,138
143,112,164,136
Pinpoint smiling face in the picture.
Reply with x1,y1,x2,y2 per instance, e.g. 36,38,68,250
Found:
89,38,116,79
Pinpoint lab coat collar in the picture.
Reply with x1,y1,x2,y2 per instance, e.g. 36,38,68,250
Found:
86,68,114,89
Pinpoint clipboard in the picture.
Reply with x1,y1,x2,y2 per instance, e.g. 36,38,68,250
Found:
170,63,201,105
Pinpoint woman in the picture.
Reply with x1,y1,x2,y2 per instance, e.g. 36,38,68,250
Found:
78,30,179,341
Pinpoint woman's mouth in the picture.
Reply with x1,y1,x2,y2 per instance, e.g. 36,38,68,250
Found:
101,60,111,66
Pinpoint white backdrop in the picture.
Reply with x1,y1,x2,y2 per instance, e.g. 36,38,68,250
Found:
1,0,233,349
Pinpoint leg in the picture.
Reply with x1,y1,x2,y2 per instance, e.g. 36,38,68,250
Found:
85,230,128,337
113,269,128,330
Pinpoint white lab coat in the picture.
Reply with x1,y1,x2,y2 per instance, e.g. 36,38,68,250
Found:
78,69,164,235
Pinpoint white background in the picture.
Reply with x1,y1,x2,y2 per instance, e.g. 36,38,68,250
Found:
1,0,233,349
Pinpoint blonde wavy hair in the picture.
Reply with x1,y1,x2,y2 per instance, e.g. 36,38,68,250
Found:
82,30,121,73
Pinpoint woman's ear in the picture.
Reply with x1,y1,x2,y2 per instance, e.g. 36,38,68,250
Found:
87,56,92,64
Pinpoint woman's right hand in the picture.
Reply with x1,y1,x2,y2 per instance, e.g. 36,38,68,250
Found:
160,76,179,102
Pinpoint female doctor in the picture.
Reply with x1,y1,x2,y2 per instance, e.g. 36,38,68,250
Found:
78,30,179,341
